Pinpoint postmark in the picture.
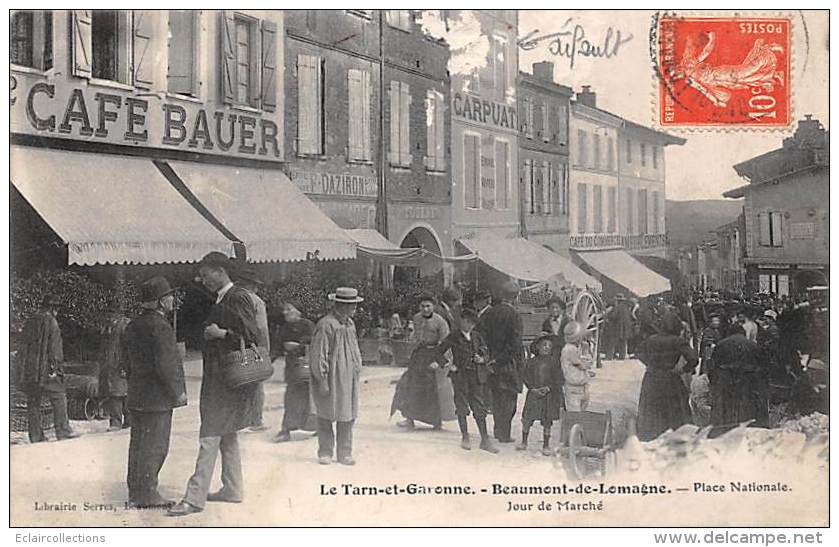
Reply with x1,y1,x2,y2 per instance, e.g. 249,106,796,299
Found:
655,15,792,128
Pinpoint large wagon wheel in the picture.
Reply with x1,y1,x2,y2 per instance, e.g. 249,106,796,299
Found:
572,290,601,367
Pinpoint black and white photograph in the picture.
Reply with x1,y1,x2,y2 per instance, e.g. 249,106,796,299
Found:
6,7,831,530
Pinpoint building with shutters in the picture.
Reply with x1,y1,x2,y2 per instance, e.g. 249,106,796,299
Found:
723,116,829,297
283,9,453,278
517,61,573,254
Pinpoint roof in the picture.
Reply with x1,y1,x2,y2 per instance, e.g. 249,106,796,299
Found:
571,102,686,146
165,160,357,263
10,146,234,265
458,236,600,289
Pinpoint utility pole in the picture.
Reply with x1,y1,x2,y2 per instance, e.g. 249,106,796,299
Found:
375,10,389,239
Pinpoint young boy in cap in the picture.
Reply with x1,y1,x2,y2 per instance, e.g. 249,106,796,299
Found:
517,334,564,455
560,321,593,411
434,308,498,453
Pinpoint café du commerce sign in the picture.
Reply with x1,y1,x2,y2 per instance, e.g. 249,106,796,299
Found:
10,73,284,162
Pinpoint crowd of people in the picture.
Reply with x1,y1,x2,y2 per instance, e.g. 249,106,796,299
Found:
15,262,827,515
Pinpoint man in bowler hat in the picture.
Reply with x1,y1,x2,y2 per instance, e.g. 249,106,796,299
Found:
123,276,187,508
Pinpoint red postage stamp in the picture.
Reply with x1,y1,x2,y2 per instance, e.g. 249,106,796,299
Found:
657,16,791,128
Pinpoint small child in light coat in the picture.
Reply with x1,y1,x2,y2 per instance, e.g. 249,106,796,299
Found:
560,321,593,411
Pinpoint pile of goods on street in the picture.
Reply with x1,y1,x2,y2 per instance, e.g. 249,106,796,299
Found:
612,413,828,477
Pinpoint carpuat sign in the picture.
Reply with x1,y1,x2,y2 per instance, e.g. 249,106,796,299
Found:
452,92,517,130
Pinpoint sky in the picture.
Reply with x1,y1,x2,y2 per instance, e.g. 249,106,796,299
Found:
516,10,829,201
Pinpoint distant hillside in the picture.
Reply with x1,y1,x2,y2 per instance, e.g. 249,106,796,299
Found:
666,199,743,249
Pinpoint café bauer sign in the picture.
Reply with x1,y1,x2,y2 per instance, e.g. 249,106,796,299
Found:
10,73,284,162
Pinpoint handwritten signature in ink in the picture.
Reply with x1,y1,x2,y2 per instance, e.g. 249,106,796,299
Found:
518,18,633,70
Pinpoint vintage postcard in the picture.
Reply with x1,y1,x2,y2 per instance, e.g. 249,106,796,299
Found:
7,8,829,529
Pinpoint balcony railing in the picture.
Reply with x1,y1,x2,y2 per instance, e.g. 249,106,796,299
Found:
570,233,668,251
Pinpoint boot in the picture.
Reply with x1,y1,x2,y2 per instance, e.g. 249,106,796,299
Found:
541,432,554,456
516,427,530,451
458,416,471,450
475,416,498,453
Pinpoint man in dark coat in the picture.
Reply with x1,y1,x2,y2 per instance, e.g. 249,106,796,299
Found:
481,281,523,443
708,325,769,428
123,276,187,508
18,294,79,443
237,264,270,433
100,306,131,431
169,253,261,516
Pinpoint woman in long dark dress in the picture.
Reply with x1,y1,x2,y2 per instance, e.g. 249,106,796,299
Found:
274,303,317,442
636,312,698,441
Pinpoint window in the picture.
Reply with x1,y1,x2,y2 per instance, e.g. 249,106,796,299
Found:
542,161,551,215
560,164,569,214
543,102,551,143
481,136,495,210
348,69,372,162
389,81,412,167
759,211,785,247
489,35,507,98
297,54,324,155
167,10,198,96
386,10,412,31
640,143,647,167
577,183,588,233
607,138,615,171
91,10,132,84
652,191,660,233
525,159,534,214
625,188,635,234
495,140,510,209
592,185,603,233
556,104,568,144
221,12,277,110
464,134,480,209
638,189,648,234
523,99,534,139
11,10,52,71
534,103,544,141
607,187,617,233
625,138,632,164
653,146,659,169
577,129,588,167
759,274,790,296
593,134,601,170
425,90,445,171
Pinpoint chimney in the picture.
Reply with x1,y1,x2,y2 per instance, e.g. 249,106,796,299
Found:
532,61,554,82
576,85,597,108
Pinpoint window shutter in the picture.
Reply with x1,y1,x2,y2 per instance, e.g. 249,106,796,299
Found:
389,82,400,164
758,212,771,246
220,11,237,105
400,83,411,165
361,71,371,160
435,93,445,170
261,20,278,112
348,69,362,160
297,54,318,154
167,11,195,95
71,10,92,78
542,102,550,142
542,161,550,215
771,211,784,247
425,92,435,168
132,11,154,88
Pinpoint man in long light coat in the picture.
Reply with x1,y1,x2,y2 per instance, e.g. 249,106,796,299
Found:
309,287,363,466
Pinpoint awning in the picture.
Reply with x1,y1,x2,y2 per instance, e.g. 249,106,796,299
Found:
347,229,477,266
575,249,671,297
458,236,601,290
10,146,234,265
165,160,356,262
346,228,400,250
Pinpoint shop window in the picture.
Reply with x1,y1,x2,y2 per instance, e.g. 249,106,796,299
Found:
221,12,277,111
464,134,480,209
91,10,133,84
425,90,446,171
495,140,510,209
167,10,198,96
577,183,588,233
348,69,372,162
386,10,412,31
389,81,412,167
297,54,324,155
10,10,53,71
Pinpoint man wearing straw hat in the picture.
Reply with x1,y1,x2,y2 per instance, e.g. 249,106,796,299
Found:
309,287,364,465
123,276,187,508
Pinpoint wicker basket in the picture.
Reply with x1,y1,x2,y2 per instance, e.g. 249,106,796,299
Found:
9,388,54,433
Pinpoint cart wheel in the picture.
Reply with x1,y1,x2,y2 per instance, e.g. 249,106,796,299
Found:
568,423,587,480
83,398,99,421
572,291,600,366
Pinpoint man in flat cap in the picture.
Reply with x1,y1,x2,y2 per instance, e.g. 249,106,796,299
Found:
123,276,187,508
18,294,79,443
480,280,524,443
170,252,261,516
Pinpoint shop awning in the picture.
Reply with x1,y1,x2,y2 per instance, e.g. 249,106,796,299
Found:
347,229,477,266
575,249,671,297
10,146,234,265
458,236,601,290
346,229,401,251
164,160,356,263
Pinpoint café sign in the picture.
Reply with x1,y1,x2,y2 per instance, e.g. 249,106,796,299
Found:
10,75,283,161
290,168,377,198
452,92,517,131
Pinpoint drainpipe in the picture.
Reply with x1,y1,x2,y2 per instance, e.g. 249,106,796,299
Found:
375,10,389,239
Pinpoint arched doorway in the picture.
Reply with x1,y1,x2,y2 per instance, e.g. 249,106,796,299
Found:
794,269,828,295
394,226,444,287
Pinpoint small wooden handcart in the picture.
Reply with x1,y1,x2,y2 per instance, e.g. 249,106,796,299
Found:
557,409,616,479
